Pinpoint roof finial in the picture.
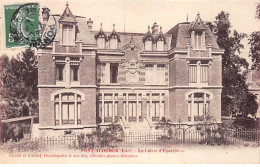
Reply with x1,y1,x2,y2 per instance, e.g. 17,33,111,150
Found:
197,12,200,16
113,24,115,30
66,2,69,7
100,23,102,28
160,26,162,32
187,14,189,22
148,26,150,32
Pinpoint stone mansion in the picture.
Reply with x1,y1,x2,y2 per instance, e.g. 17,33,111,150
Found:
37,3,224,137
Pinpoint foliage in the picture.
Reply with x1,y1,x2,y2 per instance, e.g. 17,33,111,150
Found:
0,48,38,119
194,116,230,145
0,140,44,153
77,123,124,149
1,123,24,142
155,117,173,139
256,1,260,20
248,31,260,71
211,11,258,118
232,117,259,130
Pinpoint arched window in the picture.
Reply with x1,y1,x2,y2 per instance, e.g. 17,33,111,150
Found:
186,92,212,122
54,92,81,125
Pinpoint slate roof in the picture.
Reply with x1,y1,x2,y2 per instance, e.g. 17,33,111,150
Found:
94,23,108,41
58,3,77,24
167,22,220,49
154,27,167,44
189,13,207,31
51,3,219,51
142,26,154,42
52,15,96,44
108,24,121,42
89,31,172,50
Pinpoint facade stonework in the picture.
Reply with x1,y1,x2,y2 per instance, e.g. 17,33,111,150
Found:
38,4,224,137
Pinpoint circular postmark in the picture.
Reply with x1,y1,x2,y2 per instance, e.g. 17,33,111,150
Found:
9,3,57,48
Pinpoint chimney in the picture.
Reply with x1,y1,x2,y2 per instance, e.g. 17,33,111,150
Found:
152,22,159,34
42,7,50,25
87,18,93,29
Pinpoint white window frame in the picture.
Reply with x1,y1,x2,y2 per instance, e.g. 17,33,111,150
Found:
145,64,166,85
109,38,118,49
54,92,82,126
188,60,209,86
145,40,153,51
62,25,74,45
156,40,164,51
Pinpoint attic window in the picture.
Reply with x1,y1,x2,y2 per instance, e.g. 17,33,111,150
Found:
145,41,152,51
97,38,105,49
109,38,118,49
156,41,164,51
62,25,74,45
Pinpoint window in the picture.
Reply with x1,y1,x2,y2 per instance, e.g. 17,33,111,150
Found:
156,41,164,51
187,92,210,122
157,64,166,84
145,64,153,84
97,38,105,49
145,64,166,84
110,38,118,49
62,25,74,45
100,63,118,84
146,93,165,122
192,31,205,50
188,60,209,84
54,93,81,125
145,40,152,51
71,65,79,82
110,64,118,83
56,64,65,81
97,93,119,123
55,57,80,84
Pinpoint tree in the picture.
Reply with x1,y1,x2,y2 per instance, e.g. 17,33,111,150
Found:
248,31,260,71
248,2,260,71
0,48,38,119
212,11,258,118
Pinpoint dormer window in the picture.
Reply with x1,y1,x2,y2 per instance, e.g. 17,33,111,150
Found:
109,24,120,49
110,39,117,49
62,25,74,45
58,3,77,45
145,40,153,51
189,13,207,50
95,23,108,49
97,38,105,49
155,26,166,51
143,26,154,51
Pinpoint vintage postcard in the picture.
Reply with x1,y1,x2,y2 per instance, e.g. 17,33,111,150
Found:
0,0,260,164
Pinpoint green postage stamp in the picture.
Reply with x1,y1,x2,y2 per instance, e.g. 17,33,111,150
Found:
4,3,56,48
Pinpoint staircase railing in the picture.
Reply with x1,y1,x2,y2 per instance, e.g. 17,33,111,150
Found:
145,117,154,130
120,116,129,134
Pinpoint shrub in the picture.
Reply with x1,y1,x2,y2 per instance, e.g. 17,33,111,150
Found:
77,123,124,149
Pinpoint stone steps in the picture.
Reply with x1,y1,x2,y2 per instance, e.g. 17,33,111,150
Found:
127,121,152,133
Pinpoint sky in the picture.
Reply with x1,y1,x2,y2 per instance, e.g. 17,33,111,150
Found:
0,0,259,62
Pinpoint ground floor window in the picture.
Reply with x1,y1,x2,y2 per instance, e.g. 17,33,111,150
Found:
54,93,81,125
97,92,166,123
187,92,210,122
146,93,165,121
97,93,118,123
